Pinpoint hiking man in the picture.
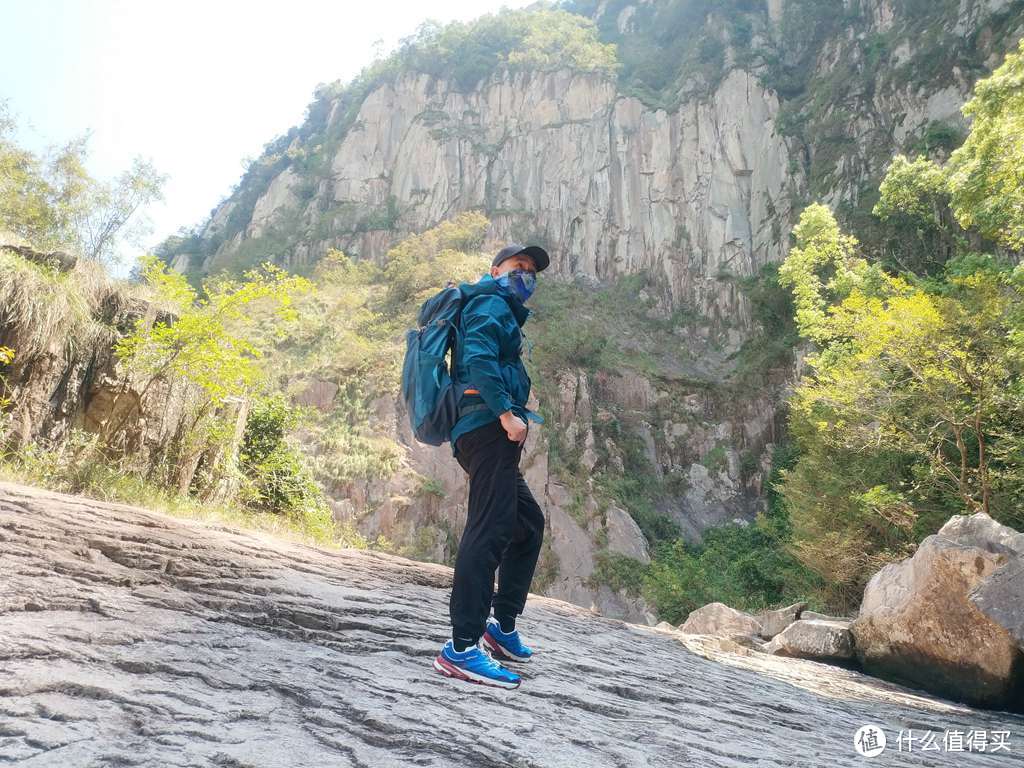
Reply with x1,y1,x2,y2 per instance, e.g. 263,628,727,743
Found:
432,242,549,689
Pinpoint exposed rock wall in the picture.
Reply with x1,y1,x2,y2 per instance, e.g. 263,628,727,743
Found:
204,66,795,329
0,245,191,464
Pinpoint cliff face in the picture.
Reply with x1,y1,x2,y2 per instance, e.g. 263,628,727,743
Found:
158,0,1024,622
238,66,792,330
181,1,1021,321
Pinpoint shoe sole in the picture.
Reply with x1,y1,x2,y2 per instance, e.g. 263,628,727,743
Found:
433,655,521,689
481,629,532,663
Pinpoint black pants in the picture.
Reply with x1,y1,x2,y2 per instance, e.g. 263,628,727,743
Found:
450,419,545,642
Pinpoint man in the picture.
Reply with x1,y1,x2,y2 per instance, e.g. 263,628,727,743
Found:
432,242,549,690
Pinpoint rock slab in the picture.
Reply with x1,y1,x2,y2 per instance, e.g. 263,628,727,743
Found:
1,481,1021,767
679,602,763,639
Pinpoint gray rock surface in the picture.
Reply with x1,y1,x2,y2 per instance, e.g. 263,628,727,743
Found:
755,601,807,639
764,619,855,662
955,512,1024,652
2,481,1022,767
972,563,1024,652
802,610,853,622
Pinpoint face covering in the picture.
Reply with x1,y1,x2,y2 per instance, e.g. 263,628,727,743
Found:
495,268,537,302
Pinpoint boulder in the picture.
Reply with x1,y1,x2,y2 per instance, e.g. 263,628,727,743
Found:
604,504,651,564
754,601,806,639
764,619,854,662
851,512,1024,710
951,513,1024,652
970,562,1024,652
679,602,763,639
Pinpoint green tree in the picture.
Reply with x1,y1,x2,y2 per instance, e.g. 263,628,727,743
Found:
112,256,313,492
0,346,13,412
944,36,1024,249
874,38,1024,251
0,104,165,266
778,205,1024,610
238,394,333,537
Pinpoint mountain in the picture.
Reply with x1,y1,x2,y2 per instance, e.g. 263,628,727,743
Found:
149,0,1024,622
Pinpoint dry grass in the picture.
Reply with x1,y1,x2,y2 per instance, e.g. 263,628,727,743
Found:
0,449,382,553
0,247,179,363
0,249,109,357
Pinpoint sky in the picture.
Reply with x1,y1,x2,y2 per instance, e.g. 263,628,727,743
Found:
1,0,535,273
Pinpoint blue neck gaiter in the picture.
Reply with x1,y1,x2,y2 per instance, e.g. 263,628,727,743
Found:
495,268,536,302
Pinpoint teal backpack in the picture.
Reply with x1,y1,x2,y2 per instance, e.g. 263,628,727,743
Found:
400,281,488,445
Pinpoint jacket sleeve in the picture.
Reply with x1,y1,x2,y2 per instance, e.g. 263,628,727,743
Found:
461,296,514,418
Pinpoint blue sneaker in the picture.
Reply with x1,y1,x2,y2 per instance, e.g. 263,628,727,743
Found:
481,617,533,663
433,640,521,689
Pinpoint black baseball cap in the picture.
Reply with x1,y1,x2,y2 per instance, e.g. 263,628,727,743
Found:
492,243,550,272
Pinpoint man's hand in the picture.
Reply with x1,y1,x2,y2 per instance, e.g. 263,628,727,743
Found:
500,410,528,444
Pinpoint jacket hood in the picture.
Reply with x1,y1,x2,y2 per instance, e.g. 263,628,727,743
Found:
459,273,532,327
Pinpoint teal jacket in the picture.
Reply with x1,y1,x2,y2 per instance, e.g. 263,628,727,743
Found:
449,273,544,457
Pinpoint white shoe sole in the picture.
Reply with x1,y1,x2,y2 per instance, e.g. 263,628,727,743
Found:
433,655,521,689
481,629,532,663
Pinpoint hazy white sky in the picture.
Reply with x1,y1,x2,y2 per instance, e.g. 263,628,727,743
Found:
1,0,534,270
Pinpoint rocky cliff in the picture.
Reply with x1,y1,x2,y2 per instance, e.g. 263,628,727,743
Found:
3,481,1022,766
151,0,1024,622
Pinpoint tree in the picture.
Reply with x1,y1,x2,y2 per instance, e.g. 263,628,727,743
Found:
111,256,313,493
874,37,1024,251
78,157,166,265
0,103,165,267
777,205,1024,610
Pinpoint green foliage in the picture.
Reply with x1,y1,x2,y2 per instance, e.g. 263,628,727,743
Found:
770,40,1024,606
701,443,728,473
0,103,165,266
728,262,800,387
529,269,703,381
589,551,648,597
0,248,110,359
416,475,447,499
906,120,966,156
277,213,491,488
944,37,1024,249
238,395,329,525
396,8,618,91
644,517,823,623
641,444,823,623
778,204,1024,611
566,0,766,108
382,211,489,313
874,155,950,228
117,256,312,408
0,426,368,550
0,345,13,412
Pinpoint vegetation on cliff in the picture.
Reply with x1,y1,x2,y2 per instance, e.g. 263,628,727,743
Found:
776,40,1024,611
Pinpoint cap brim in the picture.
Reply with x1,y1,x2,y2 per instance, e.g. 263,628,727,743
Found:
516,245,550,272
